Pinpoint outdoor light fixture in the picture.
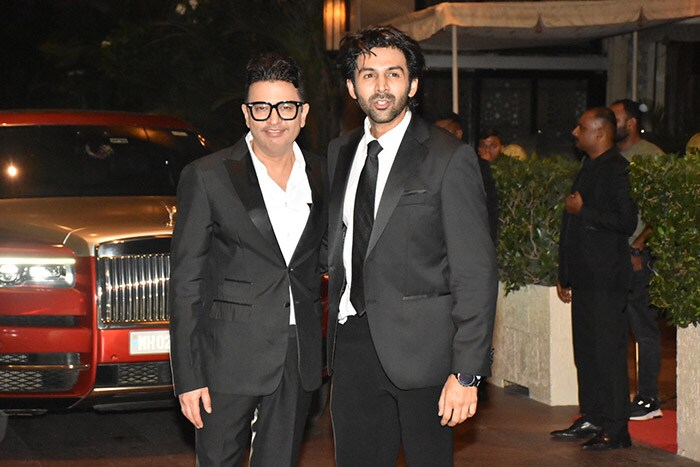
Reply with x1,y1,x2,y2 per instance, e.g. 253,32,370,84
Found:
324,0,347,51
6,163,18,178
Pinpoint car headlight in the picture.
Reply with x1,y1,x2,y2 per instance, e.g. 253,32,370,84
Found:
0,257,75,287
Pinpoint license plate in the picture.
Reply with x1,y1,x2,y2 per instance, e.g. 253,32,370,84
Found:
129,330,170,355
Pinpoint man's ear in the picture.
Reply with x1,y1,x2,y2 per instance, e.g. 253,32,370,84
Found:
629,117,639,132
299,103,310,128
346,79,357,100
408,78,419,98
595,126,604,140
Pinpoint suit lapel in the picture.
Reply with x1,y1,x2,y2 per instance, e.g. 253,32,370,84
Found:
329,130,363,254
290,151,324,265
367,117,428,256
223,139,285,263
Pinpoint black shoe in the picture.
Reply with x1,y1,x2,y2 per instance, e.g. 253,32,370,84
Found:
550,418,602,439
581,431,632,450
629,395,663,420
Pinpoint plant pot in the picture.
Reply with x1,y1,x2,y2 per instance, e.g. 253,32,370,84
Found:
490,284,578,406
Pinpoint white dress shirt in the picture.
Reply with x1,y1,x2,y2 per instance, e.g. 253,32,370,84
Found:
338,110,413,323
246,132,312,325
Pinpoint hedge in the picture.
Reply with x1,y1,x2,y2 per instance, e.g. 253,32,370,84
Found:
491,152,700,327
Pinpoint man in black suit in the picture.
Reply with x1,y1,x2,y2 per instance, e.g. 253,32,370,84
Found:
169,53,326,466
326,26,498,466
551,107,638,450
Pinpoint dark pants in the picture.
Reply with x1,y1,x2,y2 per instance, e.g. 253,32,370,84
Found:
571,287,630,436
331,315,453,467
195,329,313,467
627,250,661,398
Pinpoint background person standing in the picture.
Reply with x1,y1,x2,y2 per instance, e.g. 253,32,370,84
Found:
610,99,664,421
552,107,638,451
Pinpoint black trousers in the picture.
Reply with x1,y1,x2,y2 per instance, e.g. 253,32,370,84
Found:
331,315,453,467
571,287,630,436
195,328,313,467
627,250,661,398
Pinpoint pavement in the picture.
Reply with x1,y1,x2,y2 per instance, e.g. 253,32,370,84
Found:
1,320,694,466
0,383,697,467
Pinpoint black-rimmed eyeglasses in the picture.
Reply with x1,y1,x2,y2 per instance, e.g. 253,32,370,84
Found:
244,101,305,121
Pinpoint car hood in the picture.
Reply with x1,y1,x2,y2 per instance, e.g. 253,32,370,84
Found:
0,196,178,256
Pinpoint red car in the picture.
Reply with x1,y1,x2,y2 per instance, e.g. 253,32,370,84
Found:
0,110,210,413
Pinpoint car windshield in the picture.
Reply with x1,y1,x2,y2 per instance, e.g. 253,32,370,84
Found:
0,124,209,198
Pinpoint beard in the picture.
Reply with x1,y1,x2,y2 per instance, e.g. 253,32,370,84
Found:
355,89,410,125
615,125,629,143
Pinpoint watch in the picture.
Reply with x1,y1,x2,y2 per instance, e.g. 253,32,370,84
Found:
453,373,482,387
630,247,642,257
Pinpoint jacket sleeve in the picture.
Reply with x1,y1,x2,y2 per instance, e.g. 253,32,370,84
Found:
442,144,499,376
169,163,212,395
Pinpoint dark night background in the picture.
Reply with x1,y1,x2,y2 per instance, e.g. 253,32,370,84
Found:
0,0,343,152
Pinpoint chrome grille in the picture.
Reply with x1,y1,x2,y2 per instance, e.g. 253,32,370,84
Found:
96,237,171,327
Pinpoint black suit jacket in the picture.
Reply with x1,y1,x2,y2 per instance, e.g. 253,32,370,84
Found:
326,115,498,389
169,136,326,396
558,147,637,291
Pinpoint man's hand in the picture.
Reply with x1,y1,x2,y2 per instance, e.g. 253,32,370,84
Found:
565,191,583,215
438,375,478,427
178,387,212,429
556,281,572,303
631,254,643,272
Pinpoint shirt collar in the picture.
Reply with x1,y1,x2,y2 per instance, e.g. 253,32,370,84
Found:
362,109,412,153
244,131,306,174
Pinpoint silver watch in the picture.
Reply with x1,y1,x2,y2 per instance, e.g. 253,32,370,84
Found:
454,373,482,387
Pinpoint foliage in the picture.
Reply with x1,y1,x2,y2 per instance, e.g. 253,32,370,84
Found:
491,155,579,293
28,0,342,152
629,153,700,327
493,151,700,327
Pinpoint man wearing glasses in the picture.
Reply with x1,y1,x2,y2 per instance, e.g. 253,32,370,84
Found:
169,53,326,466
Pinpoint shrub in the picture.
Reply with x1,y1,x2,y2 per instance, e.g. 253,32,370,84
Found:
492,152,700,327
491,155,579,293
629,153,700,327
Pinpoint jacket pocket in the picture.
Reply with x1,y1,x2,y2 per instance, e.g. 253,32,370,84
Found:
209,300,253,322
402,291,451,301
397,189,427,206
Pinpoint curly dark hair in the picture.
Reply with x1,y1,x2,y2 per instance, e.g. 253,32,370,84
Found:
337,25,426,86
244,52,305,101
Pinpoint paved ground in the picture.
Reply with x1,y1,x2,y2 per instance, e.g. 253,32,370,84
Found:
2,319,694,466
0,384,697,467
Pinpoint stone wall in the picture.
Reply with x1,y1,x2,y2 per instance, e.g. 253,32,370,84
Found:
677,324,700,461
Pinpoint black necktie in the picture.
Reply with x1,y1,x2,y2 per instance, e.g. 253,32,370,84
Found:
350,140,382,316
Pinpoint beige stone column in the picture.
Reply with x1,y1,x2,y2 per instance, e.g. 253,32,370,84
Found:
491,285,578,406
677,324,700,461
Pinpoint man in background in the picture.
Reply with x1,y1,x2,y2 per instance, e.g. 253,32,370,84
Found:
477,129,504,163
434,112,499,244
552,107,637,450
610,99,664,421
